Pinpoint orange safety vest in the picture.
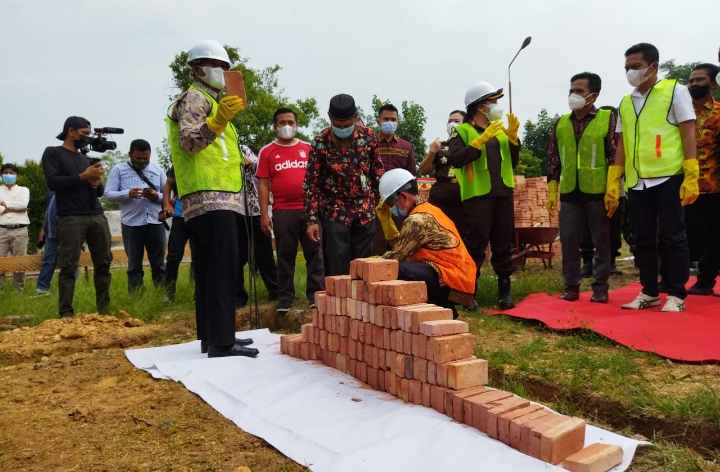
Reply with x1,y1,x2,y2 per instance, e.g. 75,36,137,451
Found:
407,202,476,295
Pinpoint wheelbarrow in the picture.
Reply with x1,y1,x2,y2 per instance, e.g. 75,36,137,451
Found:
511,226,560,269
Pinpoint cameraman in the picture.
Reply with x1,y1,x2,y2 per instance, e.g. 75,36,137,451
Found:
41,116,112,318
104,139,167,293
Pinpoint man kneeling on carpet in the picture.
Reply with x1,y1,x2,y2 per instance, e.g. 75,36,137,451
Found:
376,169,476,319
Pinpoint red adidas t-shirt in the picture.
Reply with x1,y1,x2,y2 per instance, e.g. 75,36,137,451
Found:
255,140,311,210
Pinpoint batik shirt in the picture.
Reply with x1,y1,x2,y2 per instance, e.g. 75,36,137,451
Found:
695,98,720,194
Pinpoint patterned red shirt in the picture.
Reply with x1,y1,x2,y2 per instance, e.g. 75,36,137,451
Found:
303,126,385,226
695,98,720,194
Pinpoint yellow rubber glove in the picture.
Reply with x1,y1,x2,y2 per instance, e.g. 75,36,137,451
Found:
206,96,245,136
469,121,504,150
546,180,559,218
680,158,700,206
502,113,521,145
375,203,400,241
604,165,624,218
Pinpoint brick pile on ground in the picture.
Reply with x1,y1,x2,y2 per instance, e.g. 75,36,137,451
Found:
280,258,622,471
513,176,562,259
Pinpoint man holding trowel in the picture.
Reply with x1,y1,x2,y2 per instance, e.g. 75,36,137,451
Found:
165,39,258,358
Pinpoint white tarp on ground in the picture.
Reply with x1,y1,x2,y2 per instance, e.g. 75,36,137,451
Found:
125,329,646,472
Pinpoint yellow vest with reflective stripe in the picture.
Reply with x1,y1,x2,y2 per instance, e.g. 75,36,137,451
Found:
556,109,610,194
452,123,514,201
619,79,684,190
165,86,243,198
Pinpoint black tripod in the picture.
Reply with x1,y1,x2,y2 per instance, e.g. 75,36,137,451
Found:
242,160,261,330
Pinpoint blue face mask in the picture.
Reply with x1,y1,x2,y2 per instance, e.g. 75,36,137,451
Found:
332,124,355,139
2,174,17,185
380,121,398,135
390,205,407,218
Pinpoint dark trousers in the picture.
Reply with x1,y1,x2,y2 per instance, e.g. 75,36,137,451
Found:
581,197,624,263
165,216,195,300
273,209,324,303
191,210,241,347
428,181,466,239
322,215,376,276
628,175,689,299
463,196,514,279
691,193,720,288
398,261,457,318
371,215,405,256
236,215,279,304
121,223,166,293
685,199,705,262
560,200,610,292
56,214,112,317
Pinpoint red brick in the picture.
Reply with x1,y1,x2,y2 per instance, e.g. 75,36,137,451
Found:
359,258,399,282
383,329,391,349
509,409,552,450
349,320,359,340
386,350,396,374
403,355,414,379
386,371,398,396
384,281,428,306
349,259,361,279
413,357,428,383
436,361,448,387
562,443,624,472
399,378,410,402
378,348,387,370
394,330,404,353
350,279,364,300
382,308,391,328
410,307,454,333
339,297,347,316
371,347,380,369
324,276,339,296
427,334,475,364
403,332,413,355
319,330,328,350
356,361,367,383
467,390,514,431
361,302,371,322
447,359,488,390
385,306,400,329
355,300,363,320
419,320,470,337
364,343,374,366
316,292,328,315
356,338,364,362
311,309,320,327
373,326,384,348
337,317,350,337
339,336,348,356
539,417,586,464
498,404,545,445
367,367,379,390
313,326,320,345
348,338,357,360
364,321,372,345
412,334,428,359
377,368,386,392
409,379,423,405
396,303,433,331
446,386,492,423
335,296,342,316
349,358,357,378
422,382,432,407
431,385,448,413
486,397,531,439
427,361,438,386
395,353,407,378
521,414,566,456
357,321,366,344
346,297,357,319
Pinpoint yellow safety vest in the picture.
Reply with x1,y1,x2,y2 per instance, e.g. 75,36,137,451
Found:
556,109,611,194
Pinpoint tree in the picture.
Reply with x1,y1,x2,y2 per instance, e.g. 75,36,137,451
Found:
515,148,543,178
365,95,429,161
16,160,47,253
522,109,559,176
168,46,320,150
97,149,127,210
156,138,171,171
660,59,720,100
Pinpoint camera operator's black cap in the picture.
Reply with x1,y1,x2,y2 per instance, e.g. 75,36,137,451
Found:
328,94,357,121
56,116,91,140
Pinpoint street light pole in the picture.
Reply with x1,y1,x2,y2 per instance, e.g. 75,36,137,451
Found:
508,36,532,114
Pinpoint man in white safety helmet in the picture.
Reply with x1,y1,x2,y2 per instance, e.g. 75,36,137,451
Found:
448,81,521,310
377,168,476,319
165,39,257,358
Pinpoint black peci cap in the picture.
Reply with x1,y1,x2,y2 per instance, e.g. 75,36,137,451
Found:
56,116,91,140
328,94,357,121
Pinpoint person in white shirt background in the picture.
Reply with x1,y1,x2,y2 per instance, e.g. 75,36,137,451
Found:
0,163,31,293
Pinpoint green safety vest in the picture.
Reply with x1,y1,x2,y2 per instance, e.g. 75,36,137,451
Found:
618,79,684,190
452,123,514,201
165,85,243,198
556,109,611,194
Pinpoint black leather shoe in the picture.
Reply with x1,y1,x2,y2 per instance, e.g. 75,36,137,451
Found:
580,262,593,278
498,295,515,310
590,291,609,303
688,283,714,296
559,289,579,301
201,337,254,354
207,344,259,358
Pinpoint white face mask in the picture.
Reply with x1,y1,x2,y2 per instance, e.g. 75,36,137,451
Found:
626,65,652,87
277,125,297,140
447,121,461,135
485,103,504,121
568,93,589,111
201,66,226,89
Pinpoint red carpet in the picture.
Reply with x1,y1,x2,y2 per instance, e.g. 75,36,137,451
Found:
491,280,720,362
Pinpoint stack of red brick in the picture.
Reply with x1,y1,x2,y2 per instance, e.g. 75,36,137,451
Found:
280,258,622,471
513,176,562,259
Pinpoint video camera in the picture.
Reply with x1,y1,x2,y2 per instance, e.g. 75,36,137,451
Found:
80,127,124,154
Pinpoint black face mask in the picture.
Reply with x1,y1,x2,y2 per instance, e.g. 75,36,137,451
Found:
688,84,711,100
131,159,149,170
73,135,92,150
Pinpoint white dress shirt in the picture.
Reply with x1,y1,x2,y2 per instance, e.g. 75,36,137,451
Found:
0,184,30,225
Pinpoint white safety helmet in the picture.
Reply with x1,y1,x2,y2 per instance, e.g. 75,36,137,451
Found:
186,40,231,67
379,168,416,203
464,81,504,107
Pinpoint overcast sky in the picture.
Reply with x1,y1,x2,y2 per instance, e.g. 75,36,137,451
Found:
0,0,718,163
